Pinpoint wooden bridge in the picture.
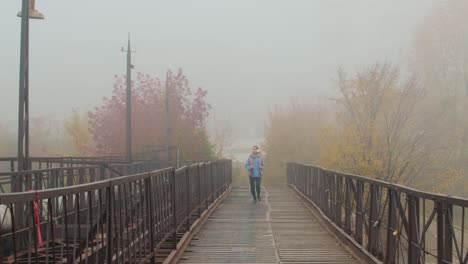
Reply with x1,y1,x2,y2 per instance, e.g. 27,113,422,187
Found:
175,186,362,263
0,158,467,263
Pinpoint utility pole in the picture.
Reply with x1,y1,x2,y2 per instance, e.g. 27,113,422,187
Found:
165,70,171,163
16,0,44,191
121,34,135,162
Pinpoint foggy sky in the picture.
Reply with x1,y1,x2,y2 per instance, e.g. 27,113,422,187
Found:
1,1,436,141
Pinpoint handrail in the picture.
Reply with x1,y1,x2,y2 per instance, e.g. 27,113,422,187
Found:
0,159,232,264
0,161,171,193
287,162,467,264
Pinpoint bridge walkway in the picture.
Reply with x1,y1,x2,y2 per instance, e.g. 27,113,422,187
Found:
177,186,361,264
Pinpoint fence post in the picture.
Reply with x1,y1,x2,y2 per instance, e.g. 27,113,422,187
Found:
408,195,421,264
329,172,335,219
146,176,156,263
368,185,380,256
313,168,319,203
445,204,453,263
198,164,202,216
100,166,106,180
355,180,364,245
305,167,310,197
210,162,214,203
437,202,453,263
344,178,352,235
171,169,178,249
336,175,343,227
90,167,96,183
203,163,207,205
186,168,190,231
106,185,113,264
385,189,397,264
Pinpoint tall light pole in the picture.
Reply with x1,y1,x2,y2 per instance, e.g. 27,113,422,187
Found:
16,0,44,192
121,34,135,162
165,70,171,162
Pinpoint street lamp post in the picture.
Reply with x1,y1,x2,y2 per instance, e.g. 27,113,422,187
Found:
121,35,135,162
16,0,44,192
165,70,171,163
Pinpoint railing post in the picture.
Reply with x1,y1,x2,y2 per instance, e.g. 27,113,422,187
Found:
67,169,74,211
229,160,232,185
303,165,307,194
385,189,397,264
66,168,73,187
293,164,297,186
318,168,324,211
210,162,214,203
79,168,85,209
368,184,380,256
146,176,156,263
90,167,96,183
355,180,363,245
171,168,178,249
437,202,453,263
329,172,335,220
204,164,208,209
106,185,113,264
344,178,352,235
198,164,202,216
408,195,421,264
336,175,343,227
213,161,218,197
100,166,106,180
445,204,453,263
186,167,190,231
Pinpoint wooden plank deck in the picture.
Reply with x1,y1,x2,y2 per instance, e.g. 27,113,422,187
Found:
178,186,360,264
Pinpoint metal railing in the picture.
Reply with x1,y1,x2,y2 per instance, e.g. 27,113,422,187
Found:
0,160,231,263
0,156,128,172
0,160,171,193
287,162,468,264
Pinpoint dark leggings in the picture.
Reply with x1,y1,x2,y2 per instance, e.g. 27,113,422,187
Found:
249,177,261,199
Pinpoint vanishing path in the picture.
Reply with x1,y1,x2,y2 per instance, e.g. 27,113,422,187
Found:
178,186,360,264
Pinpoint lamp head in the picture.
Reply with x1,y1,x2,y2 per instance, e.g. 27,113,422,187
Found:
17,0,44,20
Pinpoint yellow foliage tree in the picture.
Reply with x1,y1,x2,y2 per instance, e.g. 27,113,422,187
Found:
262,99,328,185
64,110,95,156
319,63,427,184
412,0,468,195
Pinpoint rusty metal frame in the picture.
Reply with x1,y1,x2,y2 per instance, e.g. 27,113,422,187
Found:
288,162,468,264
0,160,232,263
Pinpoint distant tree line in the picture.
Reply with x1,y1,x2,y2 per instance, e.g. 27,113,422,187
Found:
263,0,468,195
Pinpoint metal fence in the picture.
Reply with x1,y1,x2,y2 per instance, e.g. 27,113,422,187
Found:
0,161,171,194
0,157,128,172
287,162,468,264
0,160,231,263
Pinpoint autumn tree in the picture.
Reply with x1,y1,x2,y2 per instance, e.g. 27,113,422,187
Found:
411,0,468,194
262,99,328,185
64,110,95,156
29,116,73,156
213,119,234,158
319,63,427,184
88,69,214,160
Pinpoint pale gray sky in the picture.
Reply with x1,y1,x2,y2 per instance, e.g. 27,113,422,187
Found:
1,1,436,140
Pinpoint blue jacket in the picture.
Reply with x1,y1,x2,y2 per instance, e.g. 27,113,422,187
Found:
245,154,264,177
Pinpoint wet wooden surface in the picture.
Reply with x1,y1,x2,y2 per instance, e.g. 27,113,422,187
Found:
178,186,360,263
